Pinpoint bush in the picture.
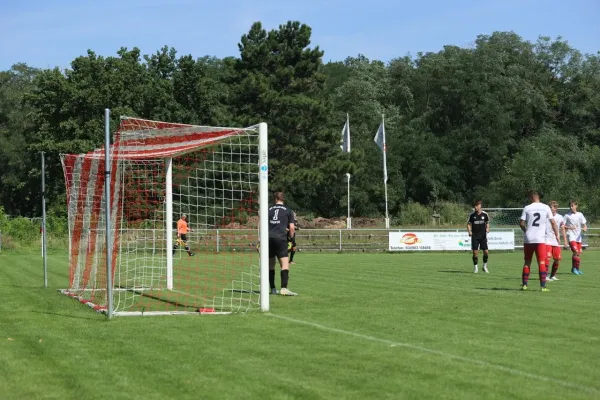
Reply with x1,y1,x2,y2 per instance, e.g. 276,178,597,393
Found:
434,201,471,226
397,202,431,226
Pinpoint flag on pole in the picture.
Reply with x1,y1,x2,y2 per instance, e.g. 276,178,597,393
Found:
373,121,388,183
341,114,350,153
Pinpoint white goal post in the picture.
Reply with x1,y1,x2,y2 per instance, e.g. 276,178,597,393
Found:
60,113,269,317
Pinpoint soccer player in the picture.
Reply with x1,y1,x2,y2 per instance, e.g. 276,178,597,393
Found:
467,200,490,273
519,191,559,291
288,213,298,264
564,200,587,275
268,192,297,296
173,214,195,256
545,201,567,281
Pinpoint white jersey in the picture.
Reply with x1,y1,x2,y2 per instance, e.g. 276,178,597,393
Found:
520,202,554,244
545,213,564,247
564,211,587,243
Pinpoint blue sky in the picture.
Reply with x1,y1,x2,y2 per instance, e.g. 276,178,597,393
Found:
1,0,598,70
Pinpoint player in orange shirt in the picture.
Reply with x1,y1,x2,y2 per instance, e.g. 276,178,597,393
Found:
173,214,194,256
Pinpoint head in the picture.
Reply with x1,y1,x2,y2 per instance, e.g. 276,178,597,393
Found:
527,190,540,203
274,192,285,204
549,201,558,215
181,214,187,221
473,200,482,213
569,200,578,212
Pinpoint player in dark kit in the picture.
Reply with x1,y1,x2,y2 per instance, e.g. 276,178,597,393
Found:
467,200,490,273
288,212,298,264
268,192,297,296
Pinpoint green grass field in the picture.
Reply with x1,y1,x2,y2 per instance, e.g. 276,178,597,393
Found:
1,249,599,400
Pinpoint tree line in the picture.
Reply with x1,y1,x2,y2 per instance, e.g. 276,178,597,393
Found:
1,21,599,221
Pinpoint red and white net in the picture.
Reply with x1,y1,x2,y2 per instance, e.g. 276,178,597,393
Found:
61,117,262,315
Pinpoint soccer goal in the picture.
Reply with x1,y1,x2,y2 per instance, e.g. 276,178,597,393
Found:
60,114,269,316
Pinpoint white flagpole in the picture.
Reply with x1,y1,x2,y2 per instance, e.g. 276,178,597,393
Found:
382,114,389,229
341,113,352,229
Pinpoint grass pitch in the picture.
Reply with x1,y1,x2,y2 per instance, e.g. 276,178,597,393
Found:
1,249,599,399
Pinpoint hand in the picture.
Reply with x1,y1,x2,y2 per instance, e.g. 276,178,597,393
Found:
583,226,588,232
468,232,472,237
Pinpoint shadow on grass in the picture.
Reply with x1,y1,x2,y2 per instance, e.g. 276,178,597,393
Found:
438,270,470,274
475,287,523,291
29,310,101,321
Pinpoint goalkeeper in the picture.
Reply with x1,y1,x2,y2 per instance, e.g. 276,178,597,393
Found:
288,213,299,264
173,214,195,257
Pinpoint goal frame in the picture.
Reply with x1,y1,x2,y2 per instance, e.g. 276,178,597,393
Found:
60,110,270,318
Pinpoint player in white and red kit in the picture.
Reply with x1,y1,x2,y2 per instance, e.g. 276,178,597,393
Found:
545,201,567,281
519,191,559,291
563,200,587,275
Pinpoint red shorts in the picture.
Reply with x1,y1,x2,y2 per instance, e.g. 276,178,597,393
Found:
546,245,561,260
569,241,582,254
524,243,547,265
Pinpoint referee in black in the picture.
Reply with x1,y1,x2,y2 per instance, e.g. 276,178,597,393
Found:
467,200,490,273
268,192,297,296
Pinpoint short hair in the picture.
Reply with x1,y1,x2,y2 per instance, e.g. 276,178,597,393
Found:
549,201,559,208
181,214,187,219
473,200,482,207
569,200,578,206
274,192,285,202
527,190,539,198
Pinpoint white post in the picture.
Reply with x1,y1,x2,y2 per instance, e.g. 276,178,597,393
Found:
216,229,220,253
258,122,269,312
165,158,173,290
104,109,113,319
339,229,342,252
382,114,390,229
41,152,48,288
346,173,351,229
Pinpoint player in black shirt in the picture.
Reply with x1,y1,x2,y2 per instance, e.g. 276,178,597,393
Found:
268,192,297,296
467,200,490,273
288,212,298,264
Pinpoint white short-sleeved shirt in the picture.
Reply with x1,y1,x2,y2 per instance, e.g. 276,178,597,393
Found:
520,203,554,244
564,211,587,243
545,213,564,247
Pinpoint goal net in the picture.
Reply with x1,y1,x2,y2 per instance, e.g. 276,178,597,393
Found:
60,116,269,316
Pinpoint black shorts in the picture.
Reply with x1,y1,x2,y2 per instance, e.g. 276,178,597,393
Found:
269,237,288,259
471,237,488,251
179,234,188,243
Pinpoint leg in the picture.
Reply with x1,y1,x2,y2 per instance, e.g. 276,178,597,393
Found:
481,239,489,273
173,237,180,255
576,242,583,273
472,241,479,273
535,244,548,288
522,244,534,289
289,236,297,263
570,241,581,274
268,238,277,293
550,246,561,279
269,257,277,292
277,238,296,296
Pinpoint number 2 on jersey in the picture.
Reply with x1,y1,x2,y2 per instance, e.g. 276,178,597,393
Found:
532,212,540,226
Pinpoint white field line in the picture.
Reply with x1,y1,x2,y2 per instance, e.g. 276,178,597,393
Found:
269,314,600,396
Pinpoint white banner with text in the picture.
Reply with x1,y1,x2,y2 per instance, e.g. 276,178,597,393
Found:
388,231,515,251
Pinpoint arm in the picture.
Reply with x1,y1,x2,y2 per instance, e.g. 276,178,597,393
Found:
561,224,568,246
288,222,295,238
519,219,526,233
467,222,472,236
551,219,559,242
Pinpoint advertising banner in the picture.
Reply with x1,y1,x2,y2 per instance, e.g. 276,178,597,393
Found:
388,231,514,251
